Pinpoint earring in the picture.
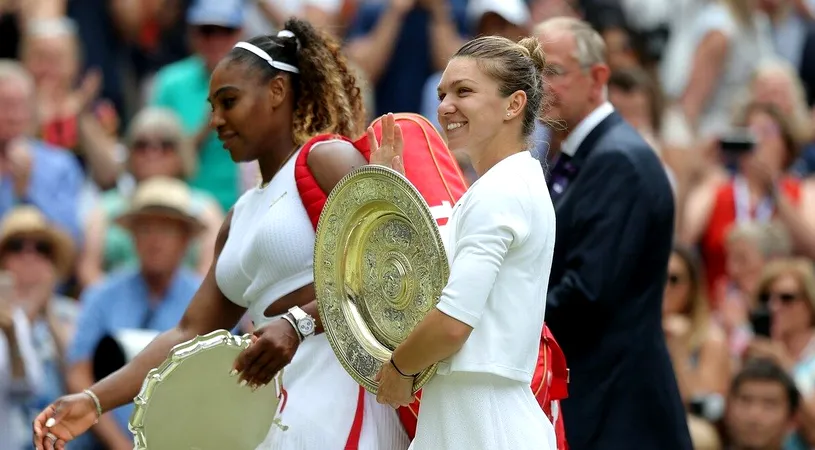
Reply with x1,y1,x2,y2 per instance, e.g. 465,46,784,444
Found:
506,112,511,117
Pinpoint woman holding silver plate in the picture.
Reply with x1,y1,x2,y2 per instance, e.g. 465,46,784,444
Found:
32,18,410,450
374,36,559,450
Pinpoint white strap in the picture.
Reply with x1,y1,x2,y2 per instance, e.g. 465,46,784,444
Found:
233,42,300,74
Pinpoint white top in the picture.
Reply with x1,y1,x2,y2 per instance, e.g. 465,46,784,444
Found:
1,307,43,449
435,151,556,384
215,148,315,319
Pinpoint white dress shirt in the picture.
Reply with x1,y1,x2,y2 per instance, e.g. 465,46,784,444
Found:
561,102,615,157
436,151,556,384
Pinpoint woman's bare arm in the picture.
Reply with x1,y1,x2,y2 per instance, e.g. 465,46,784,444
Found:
678,179,718,246
196,200,224,276
77,206,107,289
696,326,731,396
265,141,368,335
76,111,122,190
773,183,815,259
679,31,728,130
89,210,246,412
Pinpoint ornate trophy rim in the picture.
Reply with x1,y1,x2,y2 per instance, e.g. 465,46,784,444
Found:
129,329,285,450
314,165,449,394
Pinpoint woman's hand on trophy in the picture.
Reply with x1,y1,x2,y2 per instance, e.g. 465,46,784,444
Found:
374,359,414,409
232,319,300,389
368,113,406,175
32,394,99,450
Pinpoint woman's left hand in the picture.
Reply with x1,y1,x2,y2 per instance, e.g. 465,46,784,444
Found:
745,157,781,196
374,361,414,409
746,337,795,372
368,113,406,175
232,319,300,389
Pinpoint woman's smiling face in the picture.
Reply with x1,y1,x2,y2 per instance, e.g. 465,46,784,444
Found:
436,57,512,155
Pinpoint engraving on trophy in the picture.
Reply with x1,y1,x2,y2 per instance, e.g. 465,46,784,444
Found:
314,165,449,395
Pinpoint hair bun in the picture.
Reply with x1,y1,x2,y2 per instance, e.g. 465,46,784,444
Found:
517,37,546,75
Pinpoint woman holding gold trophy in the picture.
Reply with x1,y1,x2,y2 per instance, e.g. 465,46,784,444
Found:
32,18,410,450
374,36,559,449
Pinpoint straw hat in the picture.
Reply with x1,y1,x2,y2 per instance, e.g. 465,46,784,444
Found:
0,206,76,279
115,177,205,234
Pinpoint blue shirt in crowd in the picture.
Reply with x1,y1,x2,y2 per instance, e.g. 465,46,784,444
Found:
0,140,83,242
67,267,202,435
346,1,471,116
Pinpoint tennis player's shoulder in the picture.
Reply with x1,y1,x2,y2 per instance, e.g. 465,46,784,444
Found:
307,139,368,194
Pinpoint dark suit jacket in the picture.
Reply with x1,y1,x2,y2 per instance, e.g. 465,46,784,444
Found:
546,112,691,450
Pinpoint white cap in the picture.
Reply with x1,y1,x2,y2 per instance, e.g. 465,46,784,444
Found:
466,0,531,27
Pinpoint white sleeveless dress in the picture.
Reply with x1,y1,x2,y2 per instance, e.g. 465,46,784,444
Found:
215,147,409,450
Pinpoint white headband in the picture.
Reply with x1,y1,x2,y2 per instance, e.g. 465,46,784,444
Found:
233,40,300,74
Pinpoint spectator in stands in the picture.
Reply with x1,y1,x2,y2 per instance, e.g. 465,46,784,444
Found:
757,0,815,107
586,3,641,71
421,0,531,131
746,258,815,446
1,301,39,449
19,17,121,191
0,206,92,449
0,60,84,243
247,0,345,37
681,102,815,303
663,244,731,404
721,221,792,357
78,107,223,288
747,60,815,178
725,358,802,450
150,0,244,212
345,0,469,116
608,67,664,153
0,219,42,449
529,0,579,23
668,0,774,137
66,177,203,449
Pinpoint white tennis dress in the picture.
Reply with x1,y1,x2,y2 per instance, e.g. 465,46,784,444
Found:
408,151,558,450
215,146,409,450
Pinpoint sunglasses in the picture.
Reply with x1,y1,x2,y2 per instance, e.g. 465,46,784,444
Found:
667,273,684,286
2,237,53,258
132,139,176,153
759,291,801,304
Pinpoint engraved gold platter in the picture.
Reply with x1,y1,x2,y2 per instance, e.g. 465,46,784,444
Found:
129,329,286,450
315,165,450,394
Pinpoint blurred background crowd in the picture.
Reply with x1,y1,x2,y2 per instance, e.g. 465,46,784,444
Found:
1,0,815,449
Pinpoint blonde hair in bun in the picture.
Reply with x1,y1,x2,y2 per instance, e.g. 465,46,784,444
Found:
453,35,552,140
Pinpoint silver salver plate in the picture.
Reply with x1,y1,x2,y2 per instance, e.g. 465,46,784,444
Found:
129,329,285,450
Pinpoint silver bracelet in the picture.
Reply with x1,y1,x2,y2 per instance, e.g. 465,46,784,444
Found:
281,314,302,342
82,389,102,424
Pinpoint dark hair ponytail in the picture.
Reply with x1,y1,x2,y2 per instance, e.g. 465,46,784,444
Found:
226,18,366,145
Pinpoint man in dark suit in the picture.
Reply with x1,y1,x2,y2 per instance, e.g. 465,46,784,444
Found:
535,17,691,450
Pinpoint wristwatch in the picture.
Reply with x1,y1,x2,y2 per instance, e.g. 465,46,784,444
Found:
285,306,316,341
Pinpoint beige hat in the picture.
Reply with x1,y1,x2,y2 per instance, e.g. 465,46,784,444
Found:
0,206,76,279
115,177,205,234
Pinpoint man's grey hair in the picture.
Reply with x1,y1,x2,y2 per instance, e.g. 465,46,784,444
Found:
727,220,792,260
534,17,607,69
0,59,34,92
